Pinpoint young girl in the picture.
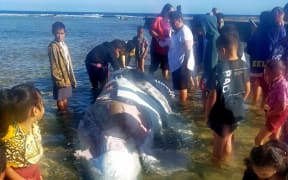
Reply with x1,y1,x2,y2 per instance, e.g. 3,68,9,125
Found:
1,83,44,180
243,140,288,180
48,21,77,111
255,60,288,145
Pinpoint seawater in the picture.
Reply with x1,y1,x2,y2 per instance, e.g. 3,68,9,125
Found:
0,13,264,180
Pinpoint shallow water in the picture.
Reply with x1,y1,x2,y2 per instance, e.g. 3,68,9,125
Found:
0,14,265,180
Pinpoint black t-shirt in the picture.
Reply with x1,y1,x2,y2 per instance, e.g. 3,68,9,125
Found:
208,59,249,124
85,42,120,70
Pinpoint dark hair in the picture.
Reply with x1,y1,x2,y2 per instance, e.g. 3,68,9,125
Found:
0,89,12,138
160,3,173,17
216,13,224,22
10,83,42,122
265,60,285,74
110,39,126,50
259,11,273,29
52,21,66,34
137,25,144,32
0,146,6,173
169,11,183,21
126,40,136,52
216,33,239,52
245,140,288,175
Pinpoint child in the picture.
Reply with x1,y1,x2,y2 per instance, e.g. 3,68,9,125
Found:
48,21,77,111
133,26,149,72
1,83,44,180
255,60,288,145
243,140,288,180
0,147,6,180
206,32,250,161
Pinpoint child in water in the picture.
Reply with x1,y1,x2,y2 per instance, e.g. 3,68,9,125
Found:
243,140,288,180
48,21,77,111
133,26,149,72
206,31,250,161
1,84,44,180
255,60,288,145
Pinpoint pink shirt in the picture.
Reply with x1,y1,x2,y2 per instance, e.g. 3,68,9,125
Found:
265,76,288,113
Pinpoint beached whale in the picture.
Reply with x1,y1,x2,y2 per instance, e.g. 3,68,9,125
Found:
75,69,193,180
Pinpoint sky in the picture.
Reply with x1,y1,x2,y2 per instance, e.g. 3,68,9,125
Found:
0,0,287,15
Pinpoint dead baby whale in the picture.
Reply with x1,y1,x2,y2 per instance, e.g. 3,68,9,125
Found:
75,69,193,180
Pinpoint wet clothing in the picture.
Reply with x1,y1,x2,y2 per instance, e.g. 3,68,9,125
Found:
48,41,76,99
207,59,249,137
85,42,121,89
264,76,288,133
200,15,220,85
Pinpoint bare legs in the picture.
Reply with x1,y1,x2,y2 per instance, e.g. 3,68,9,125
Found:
57,98,68,111
179,89,188,105
213,127,233,162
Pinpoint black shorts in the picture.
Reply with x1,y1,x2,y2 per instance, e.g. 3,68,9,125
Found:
208,103,243,137
172,65,189,90
149,52,169,73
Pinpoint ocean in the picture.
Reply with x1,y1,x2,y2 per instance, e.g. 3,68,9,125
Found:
0,11,263,180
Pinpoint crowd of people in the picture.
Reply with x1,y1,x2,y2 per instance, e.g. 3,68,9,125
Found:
1,2,288,180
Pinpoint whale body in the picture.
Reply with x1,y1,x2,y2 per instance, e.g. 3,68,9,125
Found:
75,69,193,180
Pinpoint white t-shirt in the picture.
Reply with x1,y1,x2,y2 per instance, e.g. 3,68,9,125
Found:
168,25,195,72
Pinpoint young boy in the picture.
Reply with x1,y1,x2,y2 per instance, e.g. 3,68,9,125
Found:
206,32,250,161
255,60,288,145
132,26,149,72
48,21,77,111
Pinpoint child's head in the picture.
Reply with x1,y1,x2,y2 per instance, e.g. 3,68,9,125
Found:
10,83,44,123
111,39,126,58
52,21,66,42
0,146,6,180
264,60,285,83
271,7,285,26
137,26,144,37
245,140,288,179
216,33,239,60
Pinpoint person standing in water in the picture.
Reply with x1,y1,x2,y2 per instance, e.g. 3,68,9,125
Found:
48,21,77,111
168,11,195,105
149,3,174,80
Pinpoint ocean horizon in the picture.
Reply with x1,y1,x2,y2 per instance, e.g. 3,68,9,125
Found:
0,10,259,18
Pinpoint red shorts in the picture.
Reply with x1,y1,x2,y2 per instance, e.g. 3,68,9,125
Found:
266,109,288,133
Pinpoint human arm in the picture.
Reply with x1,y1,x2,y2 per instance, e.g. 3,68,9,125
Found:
149,17,165,41
5,166,26,180
205,89,217,122
244,81,251,101
141,39,149,59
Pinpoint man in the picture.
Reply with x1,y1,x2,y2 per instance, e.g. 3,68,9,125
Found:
85,39,125,89
168,11,195,104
